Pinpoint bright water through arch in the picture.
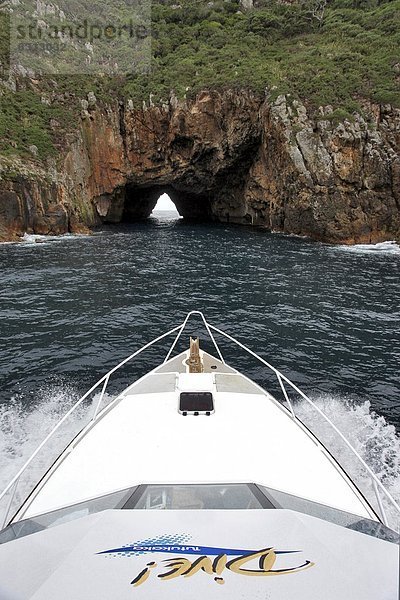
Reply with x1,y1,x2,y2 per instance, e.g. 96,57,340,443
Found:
152,193,180,215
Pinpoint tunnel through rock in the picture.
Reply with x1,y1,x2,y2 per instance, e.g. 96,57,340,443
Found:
96,185,213,223
152,193,178,213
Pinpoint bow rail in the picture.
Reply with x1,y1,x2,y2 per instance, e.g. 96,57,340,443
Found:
1,311,399,531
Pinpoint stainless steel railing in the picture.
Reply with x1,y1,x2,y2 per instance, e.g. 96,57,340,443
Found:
1,311,399,531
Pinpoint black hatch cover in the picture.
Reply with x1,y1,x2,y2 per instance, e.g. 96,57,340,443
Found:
179,392,214,416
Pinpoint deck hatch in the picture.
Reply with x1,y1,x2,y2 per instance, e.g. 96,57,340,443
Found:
179,392,214,415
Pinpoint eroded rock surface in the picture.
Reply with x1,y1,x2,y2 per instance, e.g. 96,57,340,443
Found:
1,89,399,243
255,97,400,243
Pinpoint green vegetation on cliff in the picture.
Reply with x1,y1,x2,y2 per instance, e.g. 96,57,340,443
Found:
0,0,399,158
125,0,400,109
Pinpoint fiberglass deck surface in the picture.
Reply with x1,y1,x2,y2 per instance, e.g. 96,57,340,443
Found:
21,369,372,521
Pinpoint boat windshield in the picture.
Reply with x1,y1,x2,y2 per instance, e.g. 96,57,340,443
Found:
0,483,398,546
259,485,399,544
133,484,266,510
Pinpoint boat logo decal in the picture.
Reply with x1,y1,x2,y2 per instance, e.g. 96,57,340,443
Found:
97,534,315,586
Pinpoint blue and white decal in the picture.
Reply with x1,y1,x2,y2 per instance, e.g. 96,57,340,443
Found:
97,534,315,587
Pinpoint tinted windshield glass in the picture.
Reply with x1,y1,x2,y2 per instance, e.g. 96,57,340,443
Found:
2,482,397,546
134,484,263,510
0,487,133,545
259,485,399,544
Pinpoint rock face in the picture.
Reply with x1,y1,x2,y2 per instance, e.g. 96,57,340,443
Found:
0,159,91,241
254,97,400,243
1,89,399,243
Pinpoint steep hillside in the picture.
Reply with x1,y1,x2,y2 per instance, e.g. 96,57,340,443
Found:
0,0,399,242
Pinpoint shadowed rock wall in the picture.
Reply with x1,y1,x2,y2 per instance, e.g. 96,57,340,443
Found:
0,89,399,243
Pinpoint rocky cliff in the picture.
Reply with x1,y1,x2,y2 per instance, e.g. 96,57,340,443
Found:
1,88,399,244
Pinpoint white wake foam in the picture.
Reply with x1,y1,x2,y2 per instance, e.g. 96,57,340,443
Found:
0,386,83,491
296,395,400,528
335,240,400,254
0,385,117,524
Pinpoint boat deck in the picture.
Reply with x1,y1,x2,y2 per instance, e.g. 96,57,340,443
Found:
18,351,374,522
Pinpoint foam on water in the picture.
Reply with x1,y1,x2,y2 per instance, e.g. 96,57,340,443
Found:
0,385,118,524
1,386,399,529
20,232,92,245
334,240,400,254
0,386,82,491
0,232,94,246
296,395,400,528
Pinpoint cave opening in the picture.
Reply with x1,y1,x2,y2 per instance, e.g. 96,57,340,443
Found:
152,193,180,216
120,184,213,223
